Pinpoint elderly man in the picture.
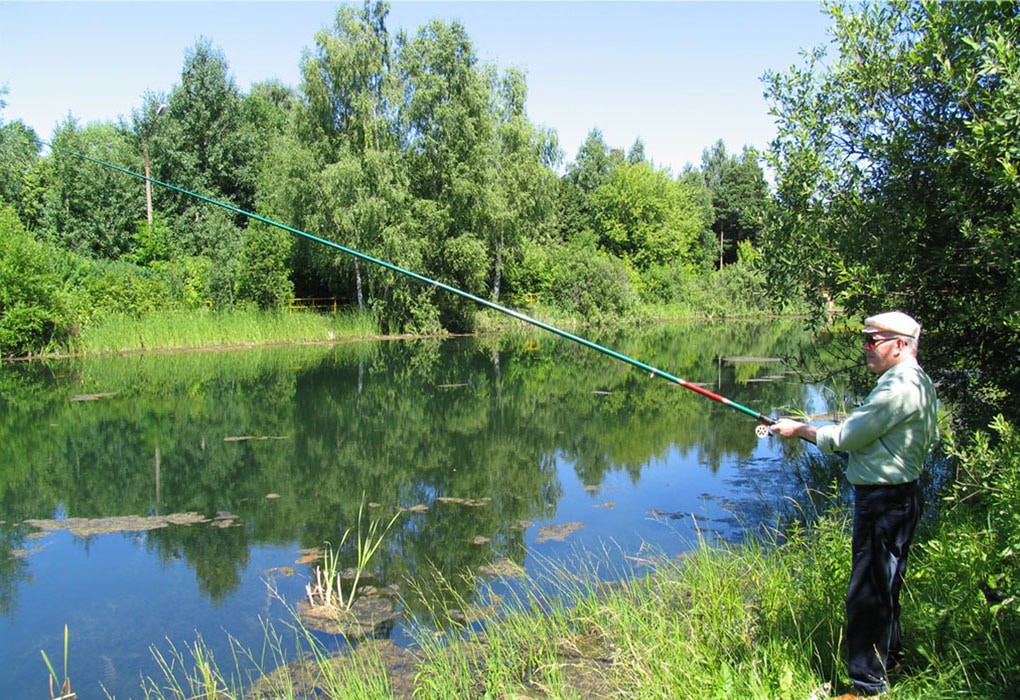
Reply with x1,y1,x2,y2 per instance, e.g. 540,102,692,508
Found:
771,311,939,697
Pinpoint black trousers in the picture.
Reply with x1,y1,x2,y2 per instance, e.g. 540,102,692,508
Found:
846,480,922,694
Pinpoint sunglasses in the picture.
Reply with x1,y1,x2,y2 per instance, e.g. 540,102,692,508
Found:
862,334,899,350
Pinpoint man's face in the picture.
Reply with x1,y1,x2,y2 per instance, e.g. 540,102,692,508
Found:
862,333,905,374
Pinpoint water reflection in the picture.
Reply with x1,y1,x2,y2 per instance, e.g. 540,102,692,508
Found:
0,319,820,697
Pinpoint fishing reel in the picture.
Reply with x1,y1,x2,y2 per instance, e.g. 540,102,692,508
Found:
755,423,771,438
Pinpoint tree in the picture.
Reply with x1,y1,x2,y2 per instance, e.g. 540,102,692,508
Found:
592,161,706,272
486,66,561,303
396,17,500,330
296,1,411,326
558,129,621,241
148,38,255,254
0,88,42,224
243,80,298,156
627,137,647,165
0,206,71,355
763,0,1020,426
41,119,141,259
700,140,768,268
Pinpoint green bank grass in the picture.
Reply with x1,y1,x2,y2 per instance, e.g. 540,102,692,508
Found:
72,307,381,355
108,422,1020,699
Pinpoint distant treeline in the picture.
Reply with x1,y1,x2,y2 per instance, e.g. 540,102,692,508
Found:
3,1,1020,431
0,1,772,358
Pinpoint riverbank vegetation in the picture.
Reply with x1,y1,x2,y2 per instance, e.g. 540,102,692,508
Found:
135,418,1017,699
7,0,1020,697
1,0,777,360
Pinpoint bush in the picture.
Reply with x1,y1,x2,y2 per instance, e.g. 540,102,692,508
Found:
0,206,72,355
513,232,638,320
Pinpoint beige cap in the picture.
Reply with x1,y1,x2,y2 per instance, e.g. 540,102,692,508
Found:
862,311,921,339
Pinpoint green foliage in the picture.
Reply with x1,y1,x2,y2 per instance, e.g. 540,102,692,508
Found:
557,128,624,241
241,80,298,156
196,207,245,307
763,0,1020,427
486,65,562,303
920,416,1020,630
235,222,294,309
42,120,142,258
0,116,41,222
152,37,256,217
592,160,707,271
520,232,639,319
10,5,780,339
0,206,72,355
700,141,769,268
127,217,175,266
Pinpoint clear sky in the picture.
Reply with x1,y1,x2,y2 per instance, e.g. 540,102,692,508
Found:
0,1,831,173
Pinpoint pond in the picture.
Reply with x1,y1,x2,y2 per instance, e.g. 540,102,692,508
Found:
0,319,830,698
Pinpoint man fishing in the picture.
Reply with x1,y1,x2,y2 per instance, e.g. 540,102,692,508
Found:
770,311,939,698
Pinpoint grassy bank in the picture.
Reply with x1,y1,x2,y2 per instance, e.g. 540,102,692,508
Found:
67,307,383,356
48,301,780,358
122,421,1019,700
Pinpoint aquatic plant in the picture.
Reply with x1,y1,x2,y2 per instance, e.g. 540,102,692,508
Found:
40,624,76,700
305,501,402,613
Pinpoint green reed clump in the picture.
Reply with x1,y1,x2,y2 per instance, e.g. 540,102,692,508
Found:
40,624,76,700
72,307,380,355
307,502,402,612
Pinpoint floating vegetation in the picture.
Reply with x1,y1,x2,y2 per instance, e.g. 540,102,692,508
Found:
435,496,491,507
648,510,689,520
69,392,117,402
477,559,526,579
298,591,400,638
223,435,288,442
24,512,214,537
294,548,322,565
535,521,585,543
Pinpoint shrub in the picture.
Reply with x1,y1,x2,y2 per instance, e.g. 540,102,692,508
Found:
0,206,72,355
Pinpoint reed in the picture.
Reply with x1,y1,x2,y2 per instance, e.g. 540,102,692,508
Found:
305,502,402,612
40,624,76,700
72,307,380,355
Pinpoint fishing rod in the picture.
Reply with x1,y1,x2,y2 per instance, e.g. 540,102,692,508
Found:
44,140,779,431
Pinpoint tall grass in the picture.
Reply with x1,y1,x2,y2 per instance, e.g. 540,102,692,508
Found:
72,307,381,355
306,503,402,612
121,417,1020,699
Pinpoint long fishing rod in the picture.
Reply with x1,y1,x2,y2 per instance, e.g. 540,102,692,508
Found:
45,140,778,430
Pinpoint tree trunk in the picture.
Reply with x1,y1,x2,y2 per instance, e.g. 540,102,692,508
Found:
355,259,364,312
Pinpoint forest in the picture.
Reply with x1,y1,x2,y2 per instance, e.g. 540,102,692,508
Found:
2,0,1020,431
0,1,769,348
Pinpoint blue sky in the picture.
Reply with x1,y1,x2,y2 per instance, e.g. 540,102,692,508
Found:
1,1,831,173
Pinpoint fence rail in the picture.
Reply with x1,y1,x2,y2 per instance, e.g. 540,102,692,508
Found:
289,297,341,313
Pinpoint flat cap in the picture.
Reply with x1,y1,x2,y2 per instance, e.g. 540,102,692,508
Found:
862,311,921,339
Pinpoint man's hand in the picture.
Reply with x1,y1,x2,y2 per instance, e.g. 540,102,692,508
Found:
770,418,818,444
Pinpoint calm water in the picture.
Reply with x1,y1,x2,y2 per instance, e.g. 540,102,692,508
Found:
0,320,826,698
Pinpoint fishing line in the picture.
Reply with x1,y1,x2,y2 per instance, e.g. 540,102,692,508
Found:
42,140,779,429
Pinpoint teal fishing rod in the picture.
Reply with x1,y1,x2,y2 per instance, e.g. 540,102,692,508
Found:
45,141,778,430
